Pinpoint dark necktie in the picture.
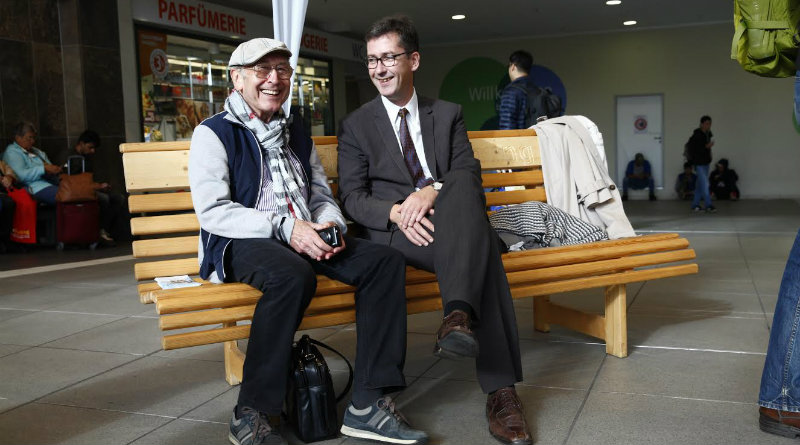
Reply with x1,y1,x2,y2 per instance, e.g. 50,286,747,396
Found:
398,108,433,189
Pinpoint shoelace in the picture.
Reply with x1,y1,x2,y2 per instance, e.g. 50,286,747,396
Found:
240,406,273,440
377,396,410,425
493,390,525,425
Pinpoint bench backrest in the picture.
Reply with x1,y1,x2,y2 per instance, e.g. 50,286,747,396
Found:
119,129,542,286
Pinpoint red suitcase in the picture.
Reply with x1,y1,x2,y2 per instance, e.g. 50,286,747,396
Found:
56,200,99,249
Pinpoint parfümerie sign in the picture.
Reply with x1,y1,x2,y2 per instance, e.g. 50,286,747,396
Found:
131,0,365,62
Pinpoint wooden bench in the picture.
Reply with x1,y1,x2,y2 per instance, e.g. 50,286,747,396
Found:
119,129,698,385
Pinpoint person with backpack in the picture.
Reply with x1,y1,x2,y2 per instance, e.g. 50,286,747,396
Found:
498,50,537,129
685,115,716,213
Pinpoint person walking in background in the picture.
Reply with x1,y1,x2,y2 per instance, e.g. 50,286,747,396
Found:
685,115,715,213
621,152,656,201
498,50,538,130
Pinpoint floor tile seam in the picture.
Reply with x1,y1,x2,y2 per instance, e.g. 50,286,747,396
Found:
562,354,606,445
34,400,182,420
28,309,147,318
546,340,766,356
36,314,136,348
1,348,166,416
594,389,757,406
129,383,235,442
0,352,158,417
0,255,135,279
629,308,768,317
34,344,155,357
737,232,773,333
627,312,765,321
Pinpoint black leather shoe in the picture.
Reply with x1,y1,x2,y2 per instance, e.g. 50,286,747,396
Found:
434,309,479,359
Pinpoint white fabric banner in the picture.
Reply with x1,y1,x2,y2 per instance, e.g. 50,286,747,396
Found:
272,0,309,117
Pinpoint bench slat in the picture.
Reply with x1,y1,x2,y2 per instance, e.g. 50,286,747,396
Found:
161,295,447,350
506,249,696,285
486,188,547,206
133,236,198,257
470,136,540,170
502,238,690,271
129,192,194,213
482,170,544,189
131,213,199,236
502,233,679,258
123,150,190,192
511,263,699,298
135,258,199,281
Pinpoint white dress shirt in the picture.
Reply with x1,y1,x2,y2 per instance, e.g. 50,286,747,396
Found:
380,90,434,186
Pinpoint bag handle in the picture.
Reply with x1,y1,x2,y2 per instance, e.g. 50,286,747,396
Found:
301,334,354,403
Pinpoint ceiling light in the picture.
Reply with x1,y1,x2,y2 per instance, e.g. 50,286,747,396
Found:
606,1,622,5
452,14,466,20
623,20,637,26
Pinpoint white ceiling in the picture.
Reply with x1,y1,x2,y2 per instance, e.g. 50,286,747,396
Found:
212,0,734,45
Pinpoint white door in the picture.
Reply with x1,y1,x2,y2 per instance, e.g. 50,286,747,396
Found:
616,95,663,189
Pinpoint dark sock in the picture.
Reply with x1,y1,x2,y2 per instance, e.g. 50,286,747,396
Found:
444,300,476,320
488,385,515,396
351,388,383,410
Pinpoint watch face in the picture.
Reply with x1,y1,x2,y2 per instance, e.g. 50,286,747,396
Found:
433,181,443,191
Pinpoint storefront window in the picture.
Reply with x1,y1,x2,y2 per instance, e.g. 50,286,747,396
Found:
293,57,334,136
137,29,334,142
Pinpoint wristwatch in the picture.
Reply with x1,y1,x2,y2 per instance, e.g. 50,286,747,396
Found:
431,181,443,191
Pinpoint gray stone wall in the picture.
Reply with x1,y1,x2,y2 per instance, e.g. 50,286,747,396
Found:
0,0,126,191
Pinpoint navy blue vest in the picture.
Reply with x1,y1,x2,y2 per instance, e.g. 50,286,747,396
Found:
198,112,313,281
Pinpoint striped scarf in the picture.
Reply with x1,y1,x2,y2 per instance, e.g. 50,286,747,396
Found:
224,90,311,221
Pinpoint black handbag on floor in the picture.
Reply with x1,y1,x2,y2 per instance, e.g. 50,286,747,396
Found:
287,334,353,443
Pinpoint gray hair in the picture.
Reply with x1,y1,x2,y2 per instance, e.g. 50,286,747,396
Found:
12,121,36,138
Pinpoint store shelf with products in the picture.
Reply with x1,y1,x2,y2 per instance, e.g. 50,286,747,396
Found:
141,57,231,141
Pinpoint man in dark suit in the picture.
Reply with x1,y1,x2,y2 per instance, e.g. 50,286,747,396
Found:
337,15,532,445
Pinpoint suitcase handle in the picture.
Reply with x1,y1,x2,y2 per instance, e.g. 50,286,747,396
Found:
65,155,86,175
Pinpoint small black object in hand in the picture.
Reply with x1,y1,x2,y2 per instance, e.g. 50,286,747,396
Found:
316,225,342,247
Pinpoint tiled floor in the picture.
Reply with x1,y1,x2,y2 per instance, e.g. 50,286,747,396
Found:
0,199,798,445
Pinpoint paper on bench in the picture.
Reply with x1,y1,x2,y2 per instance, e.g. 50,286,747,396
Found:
155,275,202,290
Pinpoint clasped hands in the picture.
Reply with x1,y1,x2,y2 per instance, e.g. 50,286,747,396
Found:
390,185,437,247
289,220,345,261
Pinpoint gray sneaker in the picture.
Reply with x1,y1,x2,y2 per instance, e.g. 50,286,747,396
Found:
340,396,428,444
229,406,286,445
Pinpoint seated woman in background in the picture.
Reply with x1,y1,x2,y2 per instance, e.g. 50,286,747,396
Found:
0,160,17,253
2,121,62,204
709,158,739,201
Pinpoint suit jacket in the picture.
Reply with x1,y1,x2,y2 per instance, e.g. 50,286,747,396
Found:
337,95,481,244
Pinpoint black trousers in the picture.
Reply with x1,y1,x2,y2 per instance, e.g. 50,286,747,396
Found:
96,191,126,236
0,193,14,242
226,235,408,415
385,169,523,393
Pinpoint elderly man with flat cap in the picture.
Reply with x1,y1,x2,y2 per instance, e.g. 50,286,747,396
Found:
189,37,427,445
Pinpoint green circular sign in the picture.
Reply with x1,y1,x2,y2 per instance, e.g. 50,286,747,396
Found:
439,57,506,130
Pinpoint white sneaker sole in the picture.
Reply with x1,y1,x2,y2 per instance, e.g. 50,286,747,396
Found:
340,425,425,444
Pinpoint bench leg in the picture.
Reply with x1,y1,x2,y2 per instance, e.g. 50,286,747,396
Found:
604,284,628,358
223,323,245,385
533,296,551,332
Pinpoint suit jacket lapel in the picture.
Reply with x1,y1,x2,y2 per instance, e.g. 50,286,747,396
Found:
370,97,413,184
418,97,437,178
